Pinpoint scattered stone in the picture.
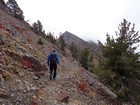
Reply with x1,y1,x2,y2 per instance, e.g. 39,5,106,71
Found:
0,35,4,45
0,93,10,99
30,86,39,91
0,52,2,56
29,44,33,50
16,45,27,53
57,92,70,103
0,89,10,99
3,72,13,81
0,74,4,82
37,90,47,100
99,100,106,105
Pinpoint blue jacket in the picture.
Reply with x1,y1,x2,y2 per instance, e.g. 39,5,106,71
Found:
47,51,59,65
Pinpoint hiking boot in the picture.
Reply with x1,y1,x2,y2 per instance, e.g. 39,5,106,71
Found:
50,76,52,80
53,78,56,80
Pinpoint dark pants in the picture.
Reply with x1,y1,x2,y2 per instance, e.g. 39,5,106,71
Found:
49,63,57,80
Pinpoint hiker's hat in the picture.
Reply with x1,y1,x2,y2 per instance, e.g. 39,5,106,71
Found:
52,49,56,52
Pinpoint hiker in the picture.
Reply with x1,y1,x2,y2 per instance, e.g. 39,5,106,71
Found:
47,49,59,80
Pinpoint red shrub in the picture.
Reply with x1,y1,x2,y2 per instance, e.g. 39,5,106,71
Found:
78,81,88,92
0,24,4,29
30,99,38,105
27,37,33,42
21,60,32,68
14,26,21,31
25,33,31,36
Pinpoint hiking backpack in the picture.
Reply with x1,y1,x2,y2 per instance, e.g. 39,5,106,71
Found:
50,54,57,64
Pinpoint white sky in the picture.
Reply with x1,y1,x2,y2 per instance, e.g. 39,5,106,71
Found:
4,0,140,51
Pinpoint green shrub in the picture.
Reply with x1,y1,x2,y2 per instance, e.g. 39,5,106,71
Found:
38,38,44,45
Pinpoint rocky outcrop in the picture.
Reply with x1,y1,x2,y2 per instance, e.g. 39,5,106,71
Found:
22,55,47,72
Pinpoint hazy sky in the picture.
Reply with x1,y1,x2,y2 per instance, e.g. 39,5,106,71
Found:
4,0,140,51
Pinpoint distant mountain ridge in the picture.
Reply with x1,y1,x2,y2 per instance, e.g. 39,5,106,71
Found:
62,31,101,57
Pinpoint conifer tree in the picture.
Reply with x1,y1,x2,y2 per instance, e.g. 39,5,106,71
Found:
6,0,24,20
32,20,44,35
79,47,91,70
59,35,67,54
98,19,140,103
46,32,56,44
69,41,78,59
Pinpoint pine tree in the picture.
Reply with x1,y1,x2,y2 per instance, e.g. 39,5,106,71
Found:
79,47,91,70
6,0,24,20
32,20,44,35
46,32,56,44
98,19,140,103
59,35,67,54
69,41,78,59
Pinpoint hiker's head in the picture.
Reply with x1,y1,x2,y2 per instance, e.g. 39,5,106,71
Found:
52,49,56,52
51,49,57,55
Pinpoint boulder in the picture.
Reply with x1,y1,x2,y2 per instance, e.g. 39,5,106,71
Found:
23,55,47,71
57,92,70,103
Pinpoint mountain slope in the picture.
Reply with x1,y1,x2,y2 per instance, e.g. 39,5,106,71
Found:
62,31,101,57
0,4,123,105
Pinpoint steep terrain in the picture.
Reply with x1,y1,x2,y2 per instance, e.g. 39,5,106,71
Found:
62,31,101,57
0,5,123,105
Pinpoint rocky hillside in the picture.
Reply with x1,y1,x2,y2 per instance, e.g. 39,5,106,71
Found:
62,31,101,57
0,4,124,105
